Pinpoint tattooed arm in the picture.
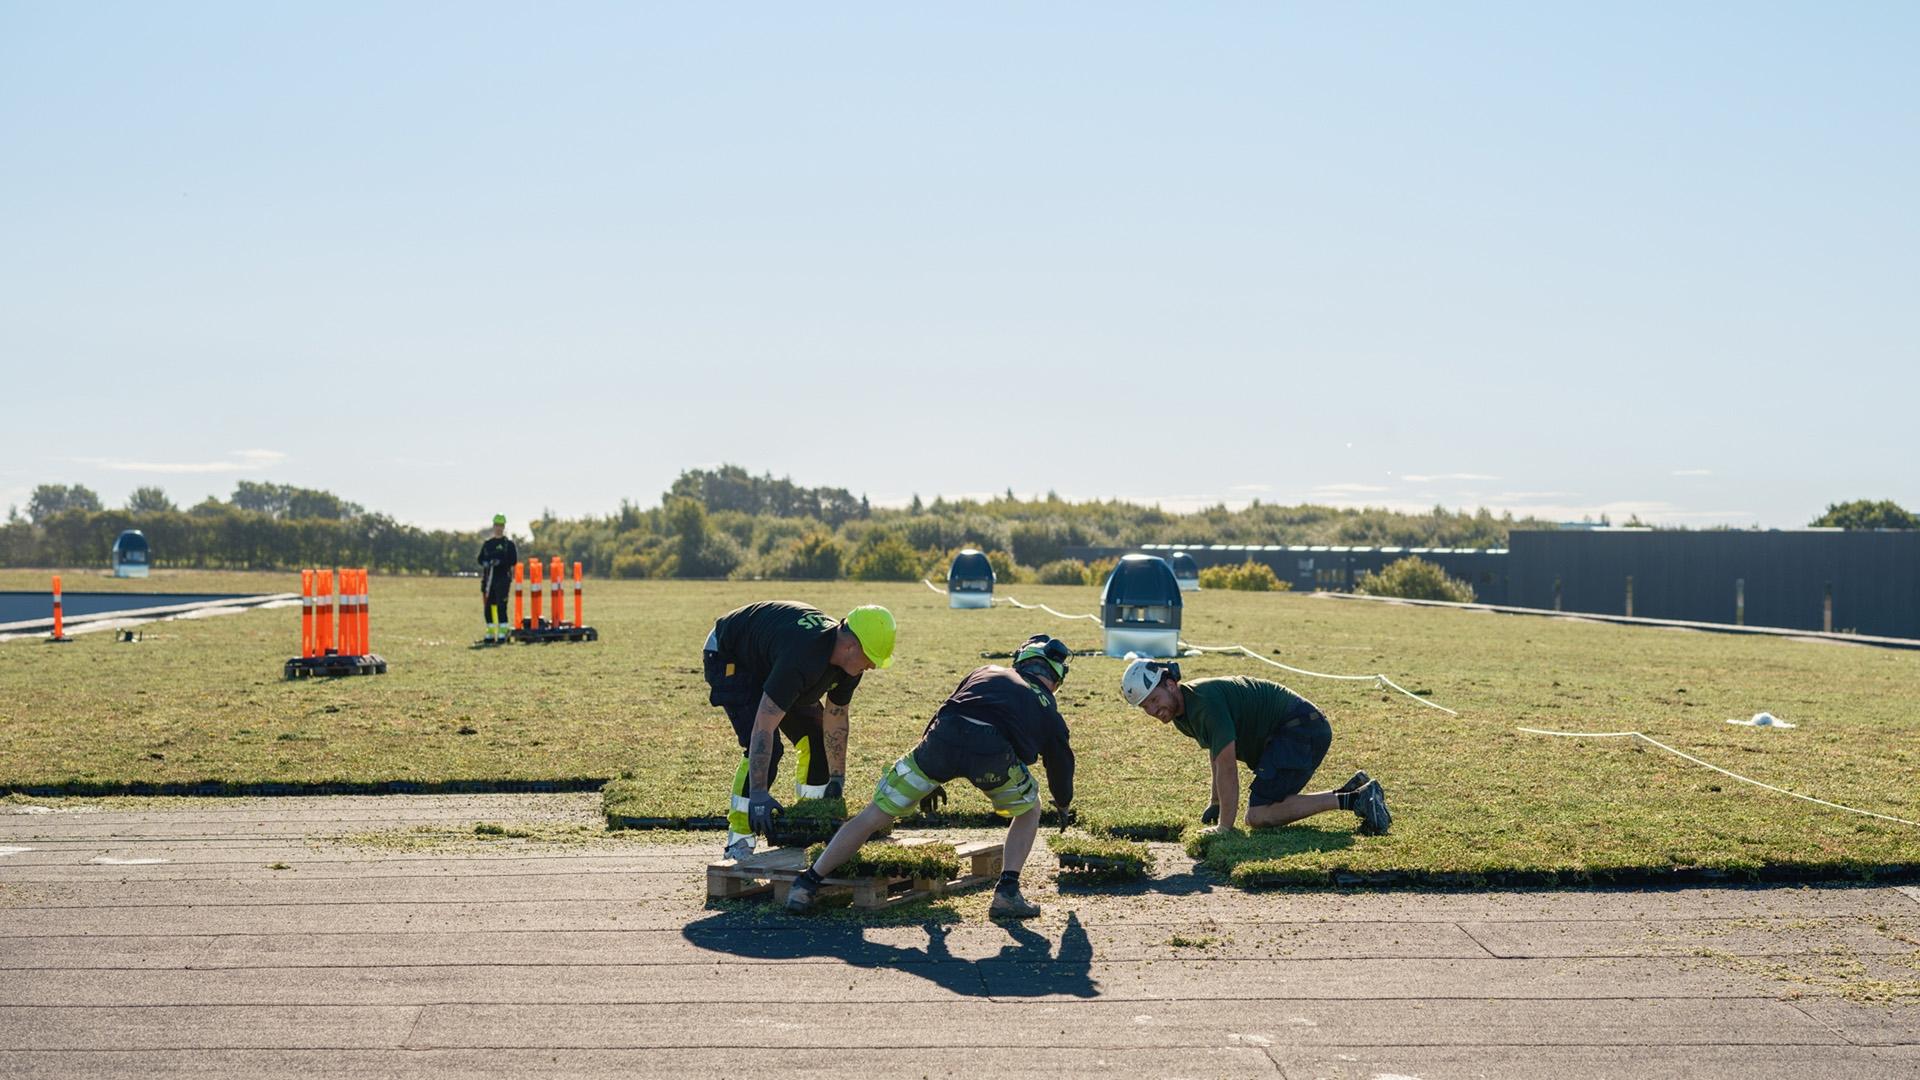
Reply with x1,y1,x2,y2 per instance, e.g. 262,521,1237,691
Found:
822,700,849,782
746,692,787,793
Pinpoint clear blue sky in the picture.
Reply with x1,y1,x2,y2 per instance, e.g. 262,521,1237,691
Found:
4,3,1915,530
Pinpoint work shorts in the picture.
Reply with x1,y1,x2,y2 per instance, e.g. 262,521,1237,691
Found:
1246,707,1333,807
870,713,1039,819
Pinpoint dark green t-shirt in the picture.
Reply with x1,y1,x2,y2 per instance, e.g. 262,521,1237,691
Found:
712,601,861,712
1172,676,1317,768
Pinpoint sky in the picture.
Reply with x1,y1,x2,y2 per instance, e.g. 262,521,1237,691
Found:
3,3,1916,531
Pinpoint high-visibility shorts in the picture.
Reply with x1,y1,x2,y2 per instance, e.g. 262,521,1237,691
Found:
870,713,1039,819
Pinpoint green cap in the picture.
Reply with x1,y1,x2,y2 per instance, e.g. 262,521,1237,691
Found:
844,605,895,669
492,513,507,525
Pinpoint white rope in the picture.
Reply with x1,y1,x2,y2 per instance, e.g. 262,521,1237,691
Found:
998,595,1102,623
1179,641,1460,716
1517,727,1920,828
924,579,1451,713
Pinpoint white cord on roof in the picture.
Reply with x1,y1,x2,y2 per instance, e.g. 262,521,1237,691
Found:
1517,727,1919,828
1177,640,1460,716
921,579,1456,713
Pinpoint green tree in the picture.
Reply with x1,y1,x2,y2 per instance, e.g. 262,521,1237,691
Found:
847,535,924,581
1355,556,1476,603
27,483,102,522
126,486,177,514
773,531,844,579
1198,559,1288,591
1035,559,1089,585
1811,499,1917,530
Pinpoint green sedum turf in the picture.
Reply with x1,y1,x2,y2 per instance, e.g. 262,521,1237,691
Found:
7,568,1920,885
804,840,960,881
1083,808,1190,841
1049,833,1156,881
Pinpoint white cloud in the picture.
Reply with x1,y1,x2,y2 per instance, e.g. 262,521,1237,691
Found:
77,449,286,475
1309,482,1392,495
1402,472,1501,483
1228,483,1275,493
1672,468,1713,477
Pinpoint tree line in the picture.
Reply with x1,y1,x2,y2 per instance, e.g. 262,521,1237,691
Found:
10,469,1907,580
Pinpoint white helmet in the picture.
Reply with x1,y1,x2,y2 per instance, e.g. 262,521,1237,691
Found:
1120,658,1179,707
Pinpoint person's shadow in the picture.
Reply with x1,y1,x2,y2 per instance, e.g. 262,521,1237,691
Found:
682,907,1099,999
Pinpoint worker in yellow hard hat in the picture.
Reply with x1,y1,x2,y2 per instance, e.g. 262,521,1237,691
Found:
701,601,895,860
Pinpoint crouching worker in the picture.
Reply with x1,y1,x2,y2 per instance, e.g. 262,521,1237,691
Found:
1120,660,1391,835
786,635,1077,920
704,601,896,861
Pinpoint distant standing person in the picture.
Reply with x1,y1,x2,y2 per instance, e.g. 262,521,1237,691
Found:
1119,661,1391,835
477,514,518,644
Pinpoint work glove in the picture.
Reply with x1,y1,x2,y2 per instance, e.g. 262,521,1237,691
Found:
746,790,783,835
919,785,948,816
823,776,844,801
1055,804,1077,833
1200,803,1220,827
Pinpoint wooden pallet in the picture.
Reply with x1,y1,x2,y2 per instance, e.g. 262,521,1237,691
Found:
706,836,1004,910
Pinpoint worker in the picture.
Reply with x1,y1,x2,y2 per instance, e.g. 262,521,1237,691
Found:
476,514,517,644
785,634,1076,920
1119,660,1390,835
704,601,895,860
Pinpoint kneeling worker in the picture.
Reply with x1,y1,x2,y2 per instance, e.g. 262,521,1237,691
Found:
704,601,896,860
786,635,1077,920
1120,661,1391,835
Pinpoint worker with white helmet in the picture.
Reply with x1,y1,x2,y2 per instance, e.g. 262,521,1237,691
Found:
1120,659,1390,835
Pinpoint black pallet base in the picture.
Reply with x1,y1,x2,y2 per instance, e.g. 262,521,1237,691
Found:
510,625,598,644
284,653,388,679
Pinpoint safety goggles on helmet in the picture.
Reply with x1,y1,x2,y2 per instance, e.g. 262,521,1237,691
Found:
1120,658,1180,706
1013,634,1071,686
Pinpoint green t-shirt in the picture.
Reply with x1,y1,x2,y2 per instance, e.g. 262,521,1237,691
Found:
1172,676,1317,768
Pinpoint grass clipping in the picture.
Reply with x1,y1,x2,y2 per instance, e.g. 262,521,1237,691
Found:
1050,833,1155,882
805,840,959,881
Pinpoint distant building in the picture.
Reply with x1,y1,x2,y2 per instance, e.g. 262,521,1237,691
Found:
1069,530,1920,640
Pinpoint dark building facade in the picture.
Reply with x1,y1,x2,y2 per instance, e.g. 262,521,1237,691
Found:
1065,543,1511,604
1067,530,1920,640
1506,529,1920,638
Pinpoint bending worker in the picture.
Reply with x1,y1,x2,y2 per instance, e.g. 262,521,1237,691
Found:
704,601,896,860
1120,660,1391,835
477,514,517,644
786,634,1077,920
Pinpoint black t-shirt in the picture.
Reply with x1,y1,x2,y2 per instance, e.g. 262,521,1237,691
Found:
711,601,861,712
477,536,518,590
934,665,1075,807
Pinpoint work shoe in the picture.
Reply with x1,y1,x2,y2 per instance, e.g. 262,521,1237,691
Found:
723,836,756,862
1352,780,1392,836
784,878,818,914
1337,770,1371,795
989,887,1042,920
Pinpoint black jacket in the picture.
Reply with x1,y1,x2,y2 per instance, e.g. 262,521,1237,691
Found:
478,536,518,593
935,665,1075,807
